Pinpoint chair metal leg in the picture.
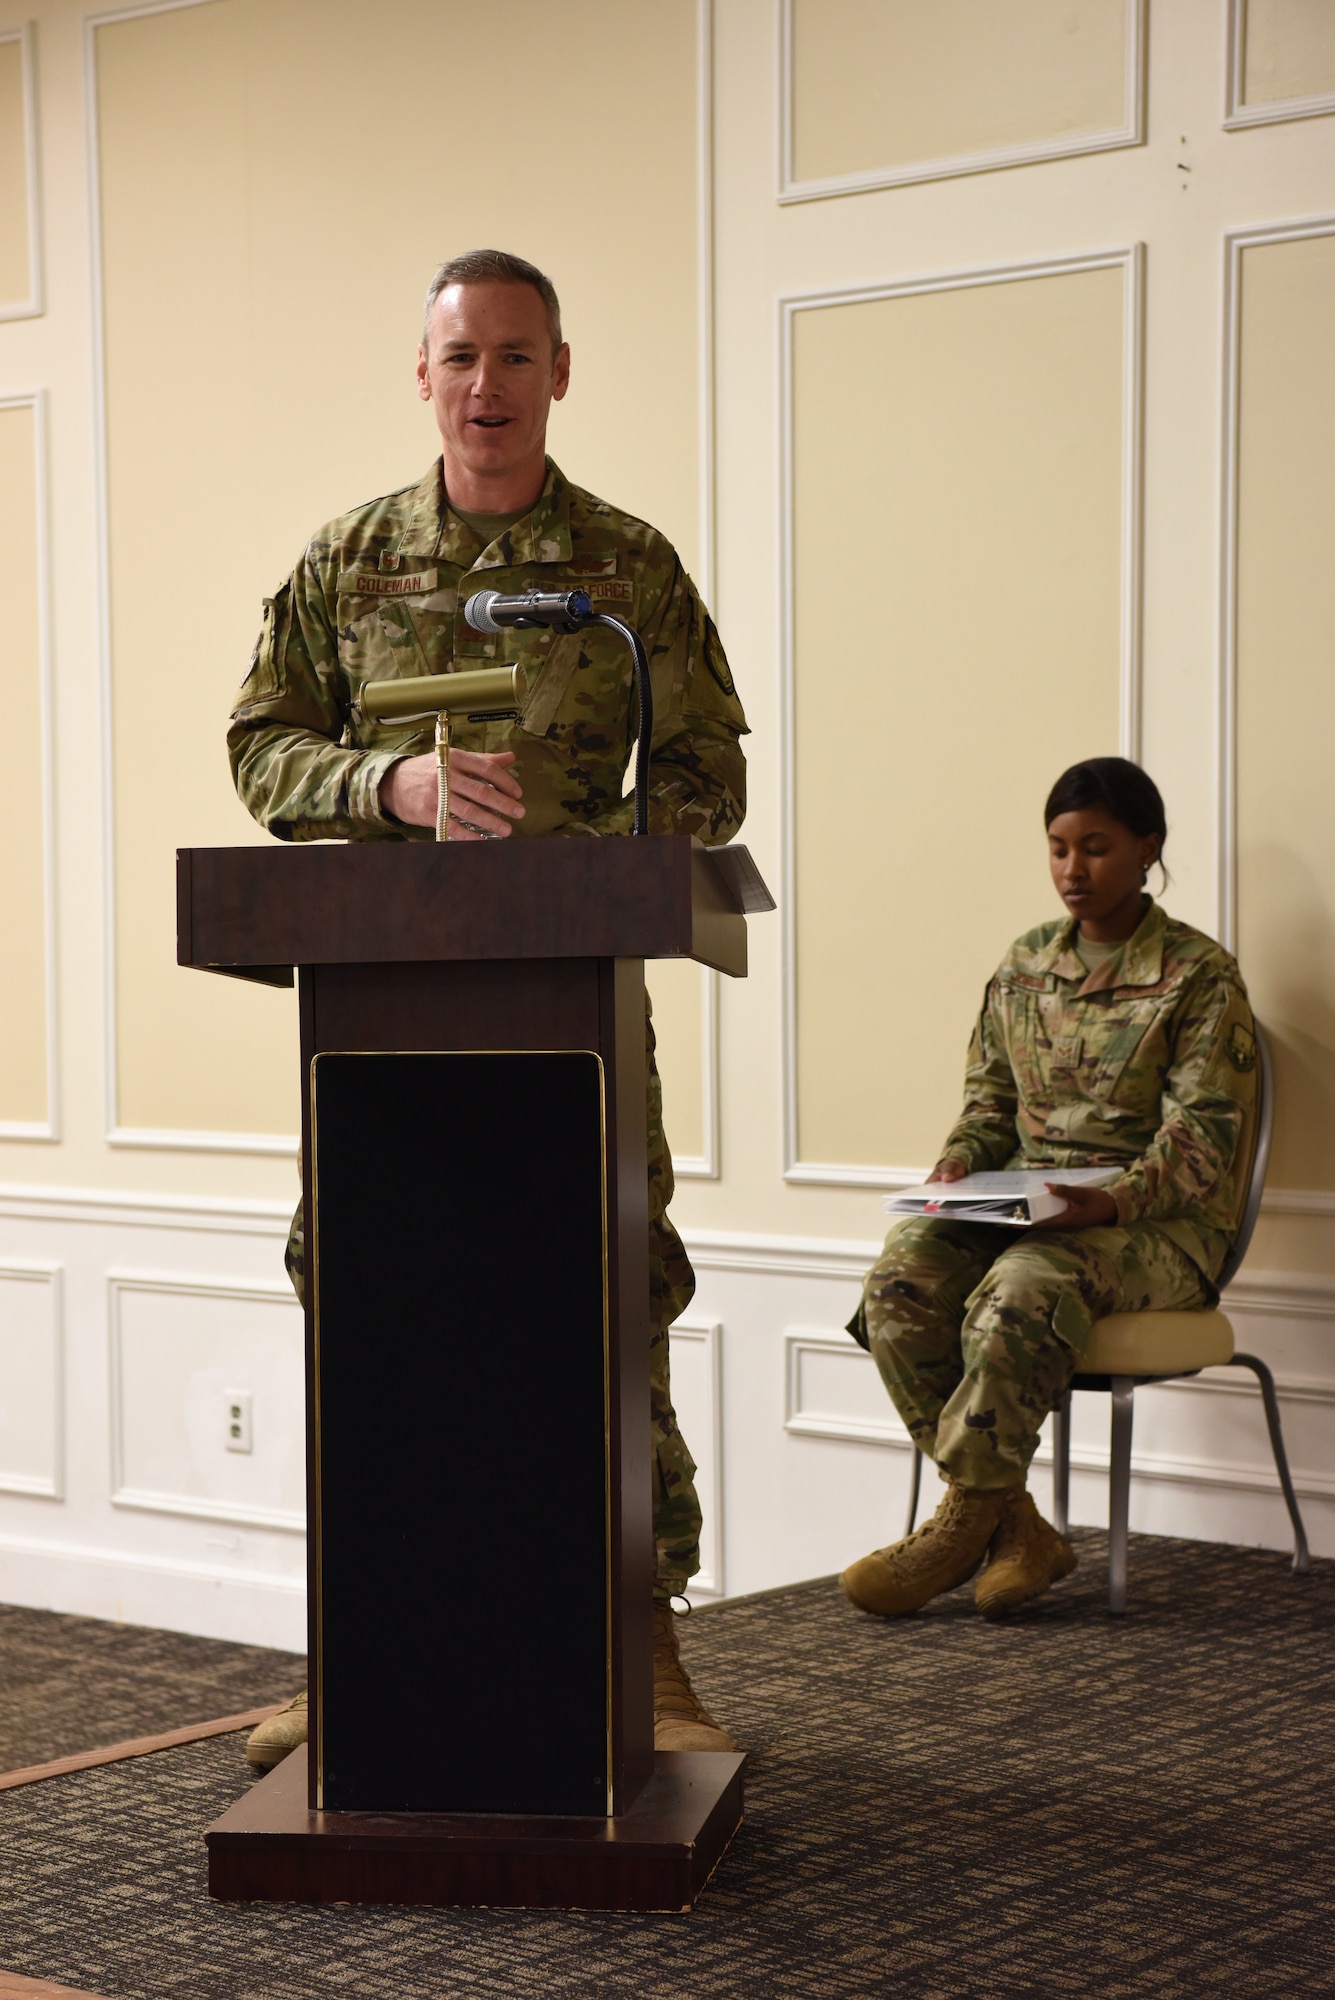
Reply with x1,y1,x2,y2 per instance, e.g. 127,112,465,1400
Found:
1228,1352,1311,1574
1051,1391,1071,1537
1108,1377,1135,1616
904,1445,923,1539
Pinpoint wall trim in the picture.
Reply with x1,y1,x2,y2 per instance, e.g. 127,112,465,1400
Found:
0,1523,304,1595
0,1259,63,1500
670,1313,724,1594
0,22,42,320
0,390,58,1142
1218,213,1335,955
779,246,1145,1188
667,0,721,1187
107,1270,304,1534
670,966,720,1180
785,1329,906,1447
0,1179,291,1234
86,0,295,1162
781,1316,1335,1502
107,1125,298,1158
777,0,1145,205
1260,1187,1335,1217
86,0,721,1172
1223,0,1335,131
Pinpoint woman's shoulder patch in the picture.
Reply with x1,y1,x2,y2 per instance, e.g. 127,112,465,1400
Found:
1226,1023,1257,1073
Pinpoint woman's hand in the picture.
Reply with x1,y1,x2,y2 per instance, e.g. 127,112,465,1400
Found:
1031,1183,1119,1231
924,1160,967,1186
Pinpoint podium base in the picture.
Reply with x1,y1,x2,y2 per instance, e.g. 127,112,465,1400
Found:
205,1746,745,1912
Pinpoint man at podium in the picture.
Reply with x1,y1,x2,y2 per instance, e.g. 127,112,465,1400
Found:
228,249,748,1771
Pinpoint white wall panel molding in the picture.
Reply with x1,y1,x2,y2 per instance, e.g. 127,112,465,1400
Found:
0,1259,62,1498
108,1270,305,1534
685,1226,879,1285
785,1330,906,1449
1224,0,1335,131
0,1180,290,1235
1260,1188,1335,1217
669,1314,724,1593
778,1303,1335,1505
87,0,716,1167
0,21,42,320
0,388,58,1141
779,247,1145,1189
87,0,299,1161
671,965,720,1180
1218,213,1335,960
778,0,1145,205
108,1126,299,1158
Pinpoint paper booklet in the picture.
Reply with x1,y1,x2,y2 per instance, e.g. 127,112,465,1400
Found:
884,1167,1120,1228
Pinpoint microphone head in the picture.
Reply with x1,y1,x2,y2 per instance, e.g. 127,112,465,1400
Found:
463,589,502,635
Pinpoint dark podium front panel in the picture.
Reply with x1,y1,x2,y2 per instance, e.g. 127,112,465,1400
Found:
311,1050,610,1816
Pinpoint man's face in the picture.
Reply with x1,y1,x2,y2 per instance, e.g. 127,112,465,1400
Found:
416,280,570,490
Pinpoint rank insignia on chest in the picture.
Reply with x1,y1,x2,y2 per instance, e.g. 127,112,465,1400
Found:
379,553,401,572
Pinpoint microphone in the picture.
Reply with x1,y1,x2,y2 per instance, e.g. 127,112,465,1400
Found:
464,588,592,635
462,587,654,837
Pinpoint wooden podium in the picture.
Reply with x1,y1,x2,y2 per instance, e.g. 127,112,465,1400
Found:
177,835,762,1911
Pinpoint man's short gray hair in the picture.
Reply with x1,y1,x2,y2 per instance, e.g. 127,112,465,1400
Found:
422,250,563,357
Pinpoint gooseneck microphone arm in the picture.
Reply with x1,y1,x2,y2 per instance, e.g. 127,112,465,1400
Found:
588,613,653,839
462,589,654,836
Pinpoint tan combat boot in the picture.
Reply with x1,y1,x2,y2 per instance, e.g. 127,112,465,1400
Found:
653,1603,737,1752
840,1479,1009,1616
974,1487,1078,1619
245,1690,308,1772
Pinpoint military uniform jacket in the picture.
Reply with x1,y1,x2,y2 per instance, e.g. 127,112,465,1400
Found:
228,458,748,844
938,901,1259,1283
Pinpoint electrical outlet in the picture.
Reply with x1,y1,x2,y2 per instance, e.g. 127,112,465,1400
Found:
224,1389,253,1454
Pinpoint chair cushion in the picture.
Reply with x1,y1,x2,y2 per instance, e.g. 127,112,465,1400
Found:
1079,1309,1235,1377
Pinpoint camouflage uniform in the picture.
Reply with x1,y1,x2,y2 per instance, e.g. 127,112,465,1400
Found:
851,902,1258,1489
231,457,748,1596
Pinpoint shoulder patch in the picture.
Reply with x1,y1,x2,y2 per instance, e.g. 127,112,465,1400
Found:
1226,1023,1257,1073
705,622,735,696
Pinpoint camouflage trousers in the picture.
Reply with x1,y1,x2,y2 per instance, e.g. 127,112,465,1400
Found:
284,996,702,1600
858,1216,1209,1491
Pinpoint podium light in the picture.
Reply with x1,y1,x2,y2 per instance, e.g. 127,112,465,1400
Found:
358,666,521,841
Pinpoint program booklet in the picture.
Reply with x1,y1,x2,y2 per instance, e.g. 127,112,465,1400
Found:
884,1167,1121,1228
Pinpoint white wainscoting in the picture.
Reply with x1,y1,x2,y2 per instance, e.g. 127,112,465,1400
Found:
0,1261,63,1499
0,1188,1329,1646
0,1183,305,1649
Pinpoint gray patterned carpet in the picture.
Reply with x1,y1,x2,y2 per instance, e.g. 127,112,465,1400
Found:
0,1604,304,1769
0,1530,1330,1999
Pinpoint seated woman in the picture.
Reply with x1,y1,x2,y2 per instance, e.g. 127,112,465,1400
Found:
844,756,1258,1621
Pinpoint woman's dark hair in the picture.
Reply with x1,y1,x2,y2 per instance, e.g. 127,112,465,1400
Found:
1044,756,1168,877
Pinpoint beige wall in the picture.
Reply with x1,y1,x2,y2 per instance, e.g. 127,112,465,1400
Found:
0,34,32,310
791,266,1124,1171
788,0,1133,187
93,0,704,1144
0,398,48,1130
1240,0,1335,105
1236,232,1335,1191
